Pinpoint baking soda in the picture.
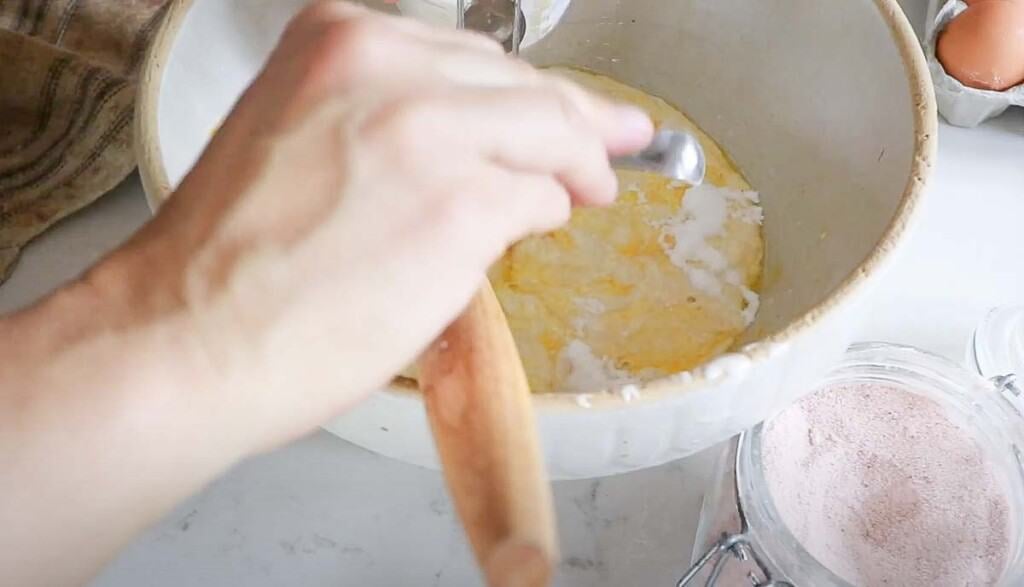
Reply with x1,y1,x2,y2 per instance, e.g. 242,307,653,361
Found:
762,382,1013,586
557,339,633,393
655,184,762,325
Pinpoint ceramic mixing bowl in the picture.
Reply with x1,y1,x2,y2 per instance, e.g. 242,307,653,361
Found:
137,0,936,479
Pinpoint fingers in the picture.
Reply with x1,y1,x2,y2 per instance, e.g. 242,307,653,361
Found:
259,1,513,127
277,0,654,183
274,0,655,240
417,85,652,206
486,169,572,238
415,167,571,273
541,76,655,156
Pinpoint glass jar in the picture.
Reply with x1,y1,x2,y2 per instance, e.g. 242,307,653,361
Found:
682,341,1024,586
968,305,1024,392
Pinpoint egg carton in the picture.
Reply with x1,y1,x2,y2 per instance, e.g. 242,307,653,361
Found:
924,0,1024,127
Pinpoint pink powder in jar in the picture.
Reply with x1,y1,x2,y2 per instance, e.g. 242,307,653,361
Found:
762,382,1013,586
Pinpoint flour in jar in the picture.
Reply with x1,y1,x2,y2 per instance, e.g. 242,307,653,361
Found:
762,382,1013,586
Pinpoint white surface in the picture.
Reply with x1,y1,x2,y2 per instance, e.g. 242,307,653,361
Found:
0,109,1015,584
153,0,932,479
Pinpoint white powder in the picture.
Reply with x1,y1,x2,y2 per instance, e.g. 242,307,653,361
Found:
655,184,762,324
687,267,722,296
558,339,634,393
572,297,608,334
740,287,760,326
732,188,761,205
575,394,593,409
574,297,607,315
619,384,641,403
670,370,694,385
735,205,764,225
657,184,731,289
722,270,760,327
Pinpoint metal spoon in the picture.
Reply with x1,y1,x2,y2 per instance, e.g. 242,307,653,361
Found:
460,0,707,186
461,0,525,54
613,128,707,185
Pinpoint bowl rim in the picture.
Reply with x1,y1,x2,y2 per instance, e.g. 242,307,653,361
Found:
135,0,938,410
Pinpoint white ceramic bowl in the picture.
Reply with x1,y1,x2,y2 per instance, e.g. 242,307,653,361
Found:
138,0,936,479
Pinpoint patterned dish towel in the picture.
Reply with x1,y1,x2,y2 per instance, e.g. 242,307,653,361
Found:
0,0,170,284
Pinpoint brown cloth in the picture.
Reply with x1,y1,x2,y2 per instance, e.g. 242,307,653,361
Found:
0,0,170,284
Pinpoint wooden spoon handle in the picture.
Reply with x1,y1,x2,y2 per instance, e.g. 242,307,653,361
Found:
418,281,557,587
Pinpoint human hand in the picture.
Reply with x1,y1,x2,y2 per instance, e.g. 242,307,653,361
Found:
112,0,654,455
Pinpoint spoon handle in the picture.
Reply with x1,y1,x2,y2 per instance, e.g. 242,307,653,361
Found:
419,281,558,587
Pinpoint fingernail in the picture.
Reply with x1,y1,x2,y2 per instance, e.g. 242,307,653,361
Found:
614,105,654,139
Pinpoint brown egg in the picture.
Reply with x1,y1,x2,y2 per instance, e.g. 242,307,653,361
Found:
937,0,1024,91
964,0,1023,5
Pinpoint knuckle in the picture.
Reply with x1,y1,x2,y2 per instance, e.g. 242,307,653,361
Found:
287,11,390,89
316,17,382,75
548,85,588,130
286,2,323,35
293,0,337,26
288,3,347,45
365,97,440,158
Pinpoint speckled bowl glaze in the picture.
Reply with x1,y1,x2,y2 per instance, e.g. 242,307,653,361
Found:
137,0,936,479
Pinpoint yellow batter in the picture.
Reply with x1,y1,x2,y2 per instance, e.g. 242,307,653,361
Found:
487,68,764,393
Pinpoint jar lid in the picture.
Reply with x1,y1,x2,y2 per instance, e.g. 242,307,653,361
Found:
970,306,1024,382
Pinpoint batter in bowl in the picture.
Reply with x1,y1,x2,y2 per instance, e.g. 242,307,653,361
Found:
489,69,765,393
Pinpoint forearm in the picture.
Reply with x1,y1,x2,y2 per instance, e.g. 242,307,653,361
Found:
0,262,240,586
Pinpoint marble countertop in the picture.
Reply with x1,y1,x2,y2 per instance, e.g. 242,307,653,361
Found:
3,82,1023,587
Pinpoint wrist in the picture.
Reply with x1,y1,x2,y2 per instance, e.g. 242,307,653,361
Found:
1,249,246,482
0,256,251,584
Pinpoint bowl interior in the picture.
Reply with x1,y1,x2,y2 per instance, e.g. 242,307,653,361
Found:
154,0,923,353
522,0,920,341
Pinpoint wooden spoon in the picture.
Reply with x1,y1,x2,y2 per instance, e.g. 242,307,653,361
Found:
418,280,557,587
